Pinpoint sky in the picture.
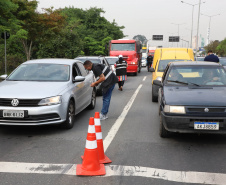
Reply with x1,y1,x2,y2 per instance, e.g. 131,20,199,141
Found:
37,0,226,48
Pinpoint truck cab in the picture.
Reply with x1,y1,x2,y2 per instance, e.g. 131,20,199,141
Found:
109,39,142,76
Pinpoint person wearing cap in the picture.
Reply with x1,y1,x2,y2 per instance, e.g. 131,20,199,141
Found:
83,60,118,120
114,55,128,91
204,50,219,62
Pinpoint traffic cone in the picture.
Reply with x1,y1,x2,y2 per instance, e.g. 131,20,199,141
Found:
76,117,105,176
94,112,112,164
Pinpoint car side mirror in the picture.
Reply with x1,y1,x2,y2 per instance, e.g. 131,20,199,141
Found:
0,74,7,80
73,76,85,82
153,80,162,87
150,67,155,72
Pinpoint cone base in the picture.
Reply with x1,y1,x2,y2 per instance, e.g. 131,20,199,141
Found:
76,164,106,176
81,155,112,164
99,155,112,164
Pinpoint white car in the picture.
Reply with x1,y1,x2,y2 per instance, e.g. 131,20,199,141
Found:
0,59,96,129
141,57,147,67
105,56,118,74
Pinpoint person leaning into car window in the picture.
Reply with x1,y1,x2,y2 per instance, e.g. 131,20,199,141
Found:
84,60,118,120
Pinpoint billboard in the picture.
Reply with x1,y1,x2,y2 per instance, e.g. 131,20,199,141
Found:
169,36,180,42
152,35,163,41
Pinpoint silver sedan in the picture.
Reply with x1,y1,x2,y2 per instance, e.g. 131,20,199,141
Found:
0,59,96,129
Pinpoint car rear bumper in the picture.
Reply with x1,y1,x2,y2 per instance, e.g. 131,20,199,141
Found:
0,104,67,126
161,112,226,134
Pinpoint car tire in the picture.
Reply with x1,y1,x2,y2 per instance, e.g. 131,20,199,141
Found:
152,85,158,102
134,72,137,76
61,100,75,129
159,115,170,138
87,88,96,109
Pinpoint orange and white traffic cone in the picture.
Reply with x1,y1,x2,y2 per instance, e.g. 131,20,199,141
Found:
76,117,105,176
94,112,112,164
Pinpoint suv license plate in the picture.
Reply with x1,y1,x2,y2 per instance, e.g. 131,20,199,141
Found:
3,110,24,118
194,122,219,130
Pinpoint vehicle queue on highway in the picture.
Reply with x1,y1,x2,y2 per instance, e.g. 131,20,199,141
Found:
0,41,226,139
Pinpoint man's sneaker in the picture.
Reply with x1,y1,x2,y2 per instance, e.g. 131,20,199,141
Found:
100,113,108,120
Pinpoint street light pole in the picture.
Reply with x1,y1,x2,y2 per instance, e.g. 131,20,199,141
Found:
181,1,205,48
171,23,185,47
195,0,201,58
201,13,220,45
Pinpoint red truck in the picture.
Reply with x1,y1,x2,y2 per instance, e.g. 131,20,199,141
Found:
109,39,142,76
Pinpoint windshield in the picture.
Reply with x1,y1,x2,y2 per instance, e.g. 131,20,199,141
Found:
7,63,70,81
220,57,226,66
166,66,226,86
111,43,135,51
158,60,192,72
106,58,118,65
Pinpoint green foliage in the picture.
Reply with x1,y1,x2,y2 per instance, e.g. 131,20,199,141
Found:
216,38,226,57
0,0,19,32
204,40,220,54
0,4,125,73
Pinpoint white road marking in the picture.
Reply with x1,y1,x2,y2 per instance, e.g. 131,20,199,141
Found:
1,162,226,185
103,84,143,152
143,76,147,81
2,80,226,184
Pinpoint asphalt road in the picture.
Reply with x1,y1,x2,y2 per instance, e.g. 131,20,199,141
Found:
1,68,226,185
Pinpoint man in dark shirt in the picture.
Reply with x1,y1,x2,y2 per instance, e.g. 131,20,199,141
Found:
146,54,153,71
204,50,219,62
84,60,118,120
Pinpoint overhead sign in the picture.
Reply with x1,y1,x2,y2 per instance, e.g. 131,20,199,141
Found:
169,36,180,42
1,32,10,39
152,35,163,41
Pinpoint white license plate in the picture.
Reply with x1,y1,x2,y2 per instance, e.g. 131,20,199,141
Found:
194,122,219,130
3,110,24,118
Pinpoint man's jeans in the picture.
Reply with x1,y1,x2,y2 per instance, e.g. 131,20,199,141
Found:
101,84,115,115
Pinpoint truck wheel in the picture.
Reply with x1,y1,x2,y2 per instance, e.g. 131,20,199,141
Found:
138,63,141,73
159,115,170,138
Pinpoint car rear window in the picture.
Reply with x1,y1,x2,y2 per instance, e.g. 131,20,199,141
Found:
158,60,192,72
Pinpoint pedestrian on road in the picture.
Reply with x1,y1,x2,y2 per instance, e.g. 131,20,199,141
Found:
204,50,219,62
114,55,128,91
146,54,153,71
84,60,118,120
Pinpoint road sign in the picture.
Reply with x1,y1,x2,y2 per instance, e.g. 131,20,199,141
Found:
152,35,163,41
1,32,10,39
169,36,180,42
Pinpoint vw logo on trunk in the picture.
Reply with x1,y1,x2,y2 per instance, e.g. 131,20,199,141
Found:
11,99,19,106
204,108,209,112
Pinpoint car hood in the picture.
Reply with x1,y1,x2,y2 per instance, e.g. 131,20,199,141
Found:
0,81,69,99
164,86,226,106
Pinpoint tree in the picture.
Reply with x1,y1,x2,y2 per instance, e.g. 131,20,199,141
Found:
216,38,226,57
0,0,19,32
133,35,147,44
204,40,220,54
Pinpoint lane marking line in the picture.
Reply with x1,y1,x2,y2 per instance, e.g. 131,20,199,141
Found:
143,76,147,81
103,84,143,152
1,162,226,185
